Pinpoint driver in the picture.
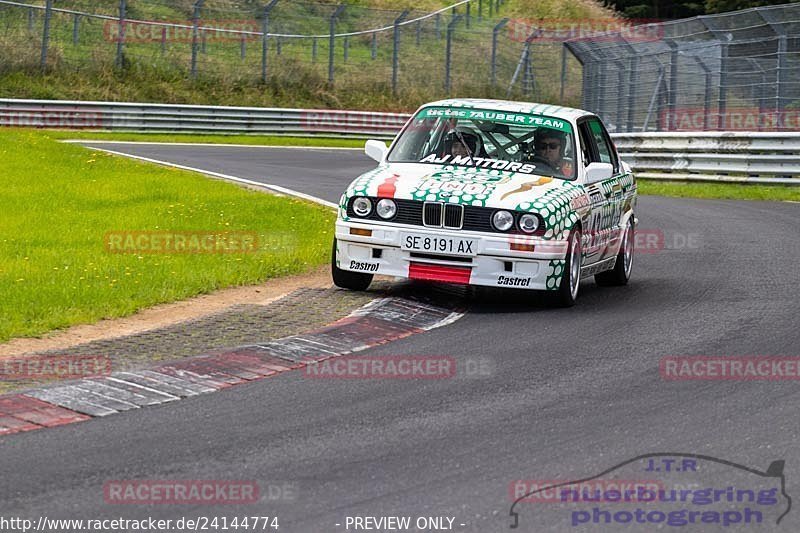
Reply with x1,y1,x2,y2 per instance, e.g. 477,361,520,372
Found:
443,127,483,158
530,128,566,172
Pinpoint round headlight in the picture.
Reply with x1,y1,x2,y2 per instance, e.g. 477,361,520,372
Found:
492,210,514,232
376,199,397,219
352,197,372,217
519,213,540,234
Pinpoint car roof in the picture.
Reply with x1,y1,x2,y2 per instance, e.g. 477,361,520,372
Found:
420,98,592,122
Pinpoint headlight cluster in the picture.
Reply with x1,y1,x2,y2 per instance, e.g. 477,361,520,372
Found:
491,210,541,234
351,196,396,220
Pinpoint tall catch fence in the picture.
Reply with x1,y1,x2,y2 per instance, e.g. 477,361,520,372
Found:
566,2,800,132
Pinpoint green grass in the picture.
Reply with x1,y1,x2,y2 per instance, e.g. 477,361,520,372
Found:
638,179,800,202
0,128,336,342
0,0,602,111
48,131,367,148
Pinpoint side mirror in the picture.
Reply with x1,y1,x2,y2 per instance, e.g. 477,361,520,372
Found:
585,162,614,183
365,139,389,163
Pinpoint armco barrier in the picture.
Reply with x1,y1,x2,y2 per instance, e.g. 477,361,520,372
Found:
2,99,798,185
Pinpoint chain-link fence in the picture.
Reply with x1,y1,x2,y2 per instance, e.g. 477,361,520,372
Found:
565,3,800,132
1,0,796,131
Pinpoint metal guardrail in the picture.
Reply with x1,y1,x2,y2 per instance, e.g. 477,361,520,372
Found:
1,99,798,185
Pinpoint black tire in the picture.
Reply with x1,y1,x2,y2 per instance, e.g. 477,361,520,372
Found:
595,218,634,287
548,227,582,308
331,238,373,291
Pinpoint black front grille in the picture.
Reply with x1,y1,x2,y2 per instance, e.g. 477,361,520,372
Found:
346,196,546,236
423,202,443,227
443,204,464,229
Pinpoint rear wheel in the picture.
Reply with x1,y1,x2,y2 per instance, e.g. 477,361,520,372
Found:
549,227,582,308
331,238,373,291
595,217,634,287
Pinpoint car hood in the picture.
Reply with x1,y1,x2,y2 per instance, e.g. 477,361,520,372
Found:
343,163,582,210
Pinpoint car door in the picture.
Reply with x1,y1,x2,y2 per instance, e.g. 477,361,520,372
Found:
579,117,623,262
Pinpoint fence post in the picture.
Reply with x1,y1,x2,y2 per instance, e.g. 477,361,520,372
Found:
466,2,470,29
718,42,728,130
435,13,441,39
776,35,787,115
371,32,377,59
262,0,279,84
161,26,167,54
491,18,508,89
416,20,421,46
201,30,207,54
240,34,246,59
344,35,349,62
559,44,567,101
312,37,318,62
115,0,127,69
72,14,80,45
666,43,678,131
392,10,409,96
445,15,463,94
627,56,638,131
276,37,282,55
40,0,52,71
328,4,346,84
28,7,34,33
190,0,204,79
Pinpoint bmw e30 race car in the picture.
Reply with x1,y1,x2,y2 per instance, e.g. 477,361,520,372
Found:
332,99,637,306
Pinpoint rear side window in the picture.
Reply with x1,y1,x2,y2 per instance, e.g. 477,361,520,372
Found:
587,119,619,172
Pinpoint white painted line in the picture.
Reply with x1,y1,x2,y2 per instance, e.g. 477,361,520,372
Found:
63,139,362,150
85,146,338,209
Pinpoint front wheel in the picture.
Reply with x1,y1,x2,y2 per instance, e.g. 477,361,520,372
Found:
548,227,582,308
331,238,373,291
595,217,634,287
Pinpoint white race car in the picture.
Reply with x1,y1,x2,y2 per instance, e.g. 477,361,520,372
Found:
332,99,637,306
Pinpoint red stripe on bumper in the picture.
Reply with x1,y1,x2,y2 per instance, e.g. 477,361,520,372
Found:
408,262,472,285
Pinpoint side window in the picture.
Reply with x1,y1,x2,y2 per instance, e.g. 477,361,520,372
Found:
588,119,619,172
577,123,594,167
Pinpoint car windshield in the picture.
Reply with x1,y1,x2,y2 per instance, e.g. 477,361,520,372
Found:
387,106,577,180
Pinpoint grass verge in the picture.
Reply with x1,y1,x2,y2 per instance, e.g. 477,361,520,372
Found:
49,131,368,148
638,179,800,203
0,128,336,342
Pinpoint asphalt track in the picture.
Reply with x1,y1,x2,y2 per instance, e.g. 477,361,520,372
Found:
2,143,799,531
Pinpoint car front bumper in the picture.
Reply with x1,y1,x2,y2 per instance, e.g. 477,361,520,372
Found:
335,220,570,291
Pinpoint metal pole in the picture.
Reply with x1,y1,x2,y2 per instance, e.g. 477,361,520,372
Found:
201,30,206,54
491,18,508,89
115,0,126,69
416,20,421,46
445,15,463,94
40,0,52,71
704,72,711,130
27,8,34,33
241,35,246,59
161,26,167,54
392,10,409,95
190,0,203,79
344,35,349,62
276,37,281,55
371,32,377,59
466,2,470,29
435,13,441,39
312,37,317,62
776,35,787,115
328,4,345,84
718,42,728,130
627,56,638,131
262,0,278,84
615,61,625,129
559,44,567,101
72,14,80,45
667,44,678,131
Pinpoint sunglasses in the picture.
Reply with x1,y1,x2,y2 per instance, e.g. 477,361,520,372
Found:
535,141,561,150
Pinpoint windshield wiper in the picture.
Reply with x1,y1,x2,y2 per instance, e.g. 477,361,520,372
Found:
454,130,476,166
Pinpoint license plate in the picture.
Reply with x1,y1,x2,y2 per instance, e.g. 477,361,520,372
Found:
400,233,478,256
